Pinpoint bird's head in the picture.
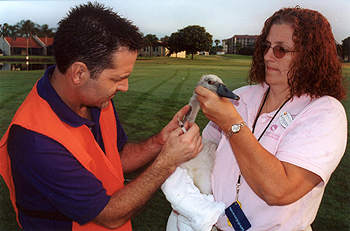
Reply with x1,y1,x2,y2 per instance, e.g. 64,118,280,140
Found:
197,74,239,100
182,74,239,126
197,74,224,93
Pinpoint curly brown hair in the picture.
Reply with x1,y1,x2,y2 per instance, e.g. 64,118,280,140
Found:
249,7,346,100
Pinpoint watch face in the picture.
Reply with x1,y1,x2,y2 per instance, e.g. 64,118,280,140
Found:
232,124,240,133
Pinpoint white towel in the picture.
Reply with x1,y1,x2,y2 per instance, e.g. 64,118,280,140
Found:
162,167,225,231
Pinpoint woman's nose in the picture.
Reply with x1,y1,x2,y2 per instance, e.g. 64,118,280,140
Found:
264,47,275,61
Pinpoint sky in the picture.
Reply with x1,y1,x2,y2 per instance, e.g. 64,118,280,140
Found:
0,0,349,43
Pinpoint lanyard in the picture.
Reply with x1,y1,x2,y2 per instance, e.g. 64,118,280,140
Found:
235,87,291,203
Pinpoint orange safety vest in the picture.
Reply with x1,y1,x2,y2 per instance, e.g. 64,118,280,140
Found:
0,83,132,231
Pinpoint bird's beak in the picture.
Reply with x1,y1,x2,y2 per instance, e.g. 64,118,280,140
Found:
213,82,222,88
216,83,240,100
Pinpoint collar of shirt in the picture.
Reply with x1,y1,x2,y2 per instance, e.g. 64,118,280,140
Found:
36,65,100,128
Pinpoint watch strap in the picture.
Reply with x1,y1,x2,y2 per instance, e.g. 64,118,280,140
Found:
226,121,246,138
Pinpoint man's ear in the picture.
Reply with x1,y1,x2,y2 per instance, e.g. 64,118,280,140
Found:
69,62,90,85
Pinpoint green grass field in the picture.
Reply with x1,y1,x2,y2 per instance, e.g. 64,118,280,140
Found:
0,55,349,230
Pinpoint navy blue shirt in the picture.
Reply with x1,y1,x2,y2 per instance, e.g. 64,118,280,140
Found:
7,66,128,231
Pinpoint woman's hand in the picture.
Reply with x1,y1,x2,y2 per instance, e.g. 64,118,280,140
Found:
195,86,242,132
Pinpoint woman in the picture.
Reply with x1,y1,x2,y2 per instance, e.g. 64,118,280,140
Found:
196,7,347,231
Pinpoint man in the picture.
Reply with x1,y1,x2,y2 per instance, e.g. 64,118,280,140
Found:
0,2,202,231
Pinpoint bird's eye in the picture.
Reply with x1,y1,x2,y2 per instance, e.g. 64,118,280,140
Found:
208,80,214,85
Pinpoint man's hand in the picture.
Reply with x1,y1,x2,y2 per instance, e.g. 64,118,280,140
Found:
94,107,202,229
155,105,192,145
119,105,194,173
155,123,203,173
95,122,202,229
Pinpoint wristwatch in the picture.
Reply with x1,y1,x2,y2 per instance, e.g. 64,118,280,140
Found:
226,121,246,137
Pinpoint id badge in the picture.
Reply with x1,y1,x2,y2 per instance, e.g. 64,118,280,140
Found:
225,202,251,231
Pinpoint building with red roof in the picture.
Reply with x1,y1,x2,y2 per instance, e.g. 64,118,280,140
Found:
0,36,54,56
38,37,54,56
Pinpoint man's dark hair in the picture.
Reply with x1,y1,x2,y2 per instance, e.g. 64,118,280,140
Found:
53,2,143,78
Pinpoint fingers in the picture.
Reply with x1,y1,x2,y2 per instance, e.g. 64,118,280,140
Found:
195,86,220,105
184,123,202,152
173,122,199,139
183,120,192,131
159,122,202,167
161,105,191,138
185,122,200,136
188,129,203,159
194,85,208,96
171,127,185,137
175,105,191,120
195,86,217,97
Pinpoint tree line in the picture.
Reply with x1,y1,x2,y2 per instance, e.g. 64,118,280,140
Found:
143,25,215,60
0,20,55,39
1,20,214,59
1,20,349,61
340,37,350,62
143,25,350,61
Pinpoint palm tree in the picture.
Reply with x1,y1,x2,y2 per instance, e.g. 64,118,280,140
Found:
16,20,38,56
143,34,159,56
7,25,19,40
0,23,10,37
0,23,19,55
38,24,55,38
37,24,55,55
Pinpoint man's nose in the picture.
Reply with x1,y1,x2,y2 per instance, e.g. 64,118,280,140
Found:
117,78,129,92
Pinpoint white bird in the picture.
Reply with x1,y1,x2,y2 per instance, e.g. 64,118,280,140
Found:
162,74,239,231
180,74,239,194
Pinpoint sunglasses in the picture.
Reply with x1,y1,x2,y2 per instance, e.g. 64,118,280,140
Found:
262,41,296,59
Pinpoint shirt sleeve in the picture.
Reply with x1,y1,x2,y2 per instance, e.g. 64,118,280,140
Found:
276,97,347,183
7,125,111,225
